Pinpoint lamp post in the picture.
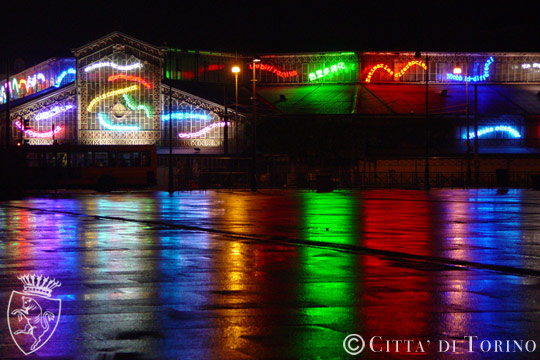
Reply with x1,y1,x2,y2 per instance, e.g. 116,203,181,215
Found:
416,51,429,190
453,61,471,186
250,57,260,192
168,50,173,195
232,65,240,154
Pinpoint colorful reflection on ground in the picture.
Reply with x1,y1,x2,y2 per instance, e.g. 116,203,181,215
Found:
0,190,539,358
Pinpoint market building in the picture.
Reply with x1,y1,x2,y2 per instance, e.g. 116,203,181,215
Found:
2,32,540,187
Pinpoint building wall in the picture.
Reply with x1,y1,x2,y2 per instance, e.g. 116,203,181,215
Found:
0,58,76,105
10,85,77,145
77,44,163,145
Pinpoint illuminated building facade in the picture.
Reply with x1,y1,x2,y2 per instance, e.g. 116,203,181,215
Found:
2,32,240,149
2,32,540,156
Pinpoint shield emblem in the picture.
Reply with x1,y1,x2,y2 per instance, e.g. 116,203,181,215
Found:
7,291,61,355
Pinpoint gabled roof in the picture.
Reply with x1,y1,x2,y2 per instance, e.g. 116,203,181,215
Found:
72,31,167,59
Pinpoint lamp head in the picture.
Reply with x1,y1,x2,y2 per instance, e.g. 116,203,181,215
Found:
232,66,240,74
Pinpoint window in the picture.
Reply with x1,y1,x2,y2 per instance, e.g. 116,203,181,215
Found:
71,152,92,168
94,152,114,167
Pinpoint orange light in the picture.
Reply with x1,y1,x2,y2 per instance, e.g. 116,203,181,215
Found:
232,66,240,74
453,67,462,74
108,74,152,89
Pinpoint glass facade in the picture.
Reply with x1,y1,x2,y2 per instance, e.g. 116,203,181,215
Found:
160,91,228,148
10,86,77,145
360,53,540,84
0,58,76,104
4,32,540,152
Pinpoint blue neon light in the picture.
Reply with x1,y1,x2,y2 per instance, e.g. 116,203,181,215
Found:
463,125,521,139
55,68,76,88
98,113,139,131
161,112,211,121
447,57,494,82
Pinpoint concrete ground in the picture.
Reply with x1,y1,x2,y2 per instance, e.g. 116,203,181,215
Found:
1,189,540,359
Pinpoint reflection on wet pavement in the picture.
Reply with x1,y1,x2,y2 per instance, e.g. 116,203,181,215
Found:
1,189,540,359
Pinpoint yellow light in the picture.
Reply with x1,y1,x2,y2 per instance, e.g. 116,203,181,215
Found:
453,67,462,74
86,85,139,112
232,66,240,73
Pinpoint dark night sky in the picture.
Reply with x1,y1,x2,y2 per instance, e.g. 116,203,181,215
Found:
3,1,540,69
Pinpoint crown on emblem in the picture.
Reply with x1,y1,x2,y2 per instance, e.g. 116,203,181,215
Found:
18,274,61,298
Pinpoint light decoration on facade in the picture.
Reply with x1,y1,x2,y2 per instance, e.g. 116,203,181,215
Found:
84,61,143,73
161,112,211,121
308,62,346,81
178,121,230,139
35,104,75,121
464,125,521,139
0,84,6,103
86,85,139,112
521,63,540,69
14,120,63,138
55,68,76,87
122,94,152,118
0,73,48,99
365,61,427,83
248,63,298,78
26,73,46,89
98,113,139,131
446,57,494,82
109,74,152,89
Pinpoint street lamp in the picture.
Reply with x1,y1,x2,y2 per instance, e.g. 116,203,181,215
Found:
232,66,240,153
251,57,260,192
416,51,429,190
454,61,471,185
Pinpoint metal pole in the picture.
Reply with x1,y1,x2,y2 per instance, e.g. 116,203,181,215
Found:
251,61,257,192
474,84,479,186
224,103,228,154
235,72,239,153
465,60,471,186
425,53,430,190
168,50,174,195
5,57,10,148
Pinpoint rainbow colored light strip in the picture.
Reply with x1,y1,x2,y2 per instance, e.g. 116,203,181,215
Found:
122,94,152,118
109,74,152,89
365,61,427,83
84,61,142,73
55,68,76,88
446,57,494,82
98,113,139,131
14,120,63,138
178,121,230,139
464,125,521,139
87,85,139,112
35,104,75,121
161,112,211,121
308,62,346,81
249,63,297,78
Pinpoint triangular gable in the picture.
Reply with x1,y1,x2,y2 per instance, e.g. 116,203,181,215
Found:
72,31,167,61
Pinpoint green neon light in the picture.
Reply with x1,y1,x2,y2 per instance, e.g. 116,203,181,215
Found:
122,94,152,118
308,62,347,81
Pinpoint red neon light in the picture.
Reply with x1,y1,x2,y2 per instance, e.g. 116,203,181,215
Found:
108,74,152,89
14,120,63,138
365,61,427,83
249,63,298,78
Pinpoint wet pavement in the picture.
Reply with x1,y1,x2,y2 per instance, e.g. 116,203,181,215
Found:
1,189,540,359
